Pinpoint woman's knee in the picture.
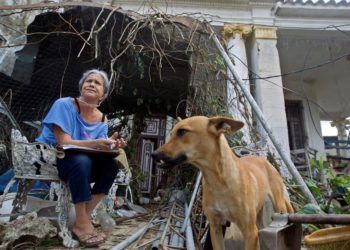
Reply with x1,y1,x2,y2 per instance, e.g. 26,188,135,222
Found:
71,154,93,178
57,153,93,179
98,157,119,175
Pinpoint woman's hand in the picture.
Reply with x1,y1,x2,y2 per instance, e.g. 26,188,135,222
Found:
94,138,116,150
109,132,126,149
53,125,122,150
114,138,126,149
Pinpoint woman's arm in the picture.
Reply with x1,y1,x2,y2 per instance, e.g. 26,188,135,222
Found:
53,125,115,150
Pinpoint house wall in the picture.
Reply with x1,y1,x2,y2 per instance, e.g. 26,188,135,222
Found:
249,27,290,155
2,0,349,160
92,0,275,26
0,0,61,76
1,0,59,41
284,82,326,157
107,0,349,158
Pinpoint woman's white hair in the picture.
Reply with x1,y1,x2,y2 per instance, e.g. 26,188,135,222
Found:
78,69,110,99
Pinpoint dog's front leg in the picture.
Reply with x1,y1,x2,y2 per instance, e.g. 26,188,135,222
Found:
241,224,259,250
207,215,225,250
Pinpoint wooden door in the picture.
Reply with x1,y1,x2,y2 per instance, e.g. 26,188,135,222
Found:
138,116,166,194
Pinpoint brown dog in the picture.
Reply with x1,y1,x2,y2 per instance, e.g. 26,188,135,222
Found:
152,116,293,250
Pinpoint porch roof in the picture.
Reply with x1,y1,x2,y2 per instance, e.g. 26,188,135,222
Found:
281,0,350,5
0,3,220,125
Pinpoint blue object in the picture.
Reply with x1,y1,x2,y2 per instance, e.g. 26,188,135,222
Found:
0,169,50,194
36,97,107,146
56,152,118,204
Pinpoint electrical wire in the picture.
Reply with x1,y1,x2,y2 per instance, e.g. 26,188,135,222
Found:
230,53,333,121
226,24,350,146
299,42,325,142
245,51,350,81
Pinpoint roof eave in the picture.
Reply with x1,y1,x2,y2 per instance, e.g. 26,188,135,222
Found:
274,1,350,18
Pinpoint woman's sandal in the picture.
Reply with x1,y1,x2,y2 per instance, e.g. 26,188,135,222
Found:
72,231,105,247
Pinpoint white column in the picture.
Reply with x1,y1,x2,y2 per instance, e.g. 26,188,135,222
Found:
331,119,350,158
250,25,290,156
223,24,252,145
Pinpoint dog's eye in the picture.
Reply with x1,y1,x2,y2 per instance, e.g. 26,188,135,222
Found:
176,129,187,137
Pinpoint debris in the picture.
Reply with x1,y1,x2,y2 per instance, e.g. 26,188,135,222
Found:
125,200,147,214
0,212,57,249
116,209,138,218
97,210,116,232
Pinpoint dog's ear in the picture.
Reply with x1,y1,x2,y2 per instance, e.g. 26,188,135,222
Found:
208,116,244,136
174,117,182,125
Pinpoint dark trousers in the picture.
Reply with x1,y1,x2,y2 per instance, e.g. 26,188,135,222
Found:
57,152,119,204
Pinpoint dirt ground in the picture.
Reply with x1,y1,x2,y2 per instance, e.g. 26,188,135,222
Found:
41,214,156,249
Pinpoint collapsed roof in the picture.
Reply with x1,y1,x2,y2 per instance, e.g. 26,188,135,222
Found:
0,3,219,123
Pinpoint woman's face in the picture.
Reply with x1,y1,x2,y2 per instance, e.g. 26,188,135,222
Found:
81,73,105,101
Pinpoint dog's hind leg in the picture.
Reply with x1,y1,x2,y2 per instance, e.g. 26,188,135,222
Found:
285,200,294,213
207,215,225,250
272,186,294,214
283,186,294,213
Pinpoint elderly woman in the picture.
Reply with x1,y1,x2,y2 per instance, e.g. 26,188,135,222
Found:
36,69,125,247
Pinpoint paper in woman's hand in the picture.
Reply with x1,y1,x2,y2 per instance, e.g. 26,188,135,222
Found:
57,144,119,157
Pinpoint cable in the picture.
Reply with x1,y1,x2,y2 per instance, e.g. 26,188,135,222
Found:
299,45,325,142
230,53,334,121
327,44,349,117
226,29,350,145
245,52,350,81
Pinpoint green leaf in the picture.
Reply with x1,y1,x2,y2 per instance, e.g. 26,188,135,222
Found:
319,156,324,167
298,203,322,214
305,179,324,202
344,194,350,205
309,159,318,170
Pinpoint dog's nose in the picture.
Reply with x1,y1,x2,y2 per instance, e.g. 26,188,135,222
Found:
151,151,160,160
152,151,169,163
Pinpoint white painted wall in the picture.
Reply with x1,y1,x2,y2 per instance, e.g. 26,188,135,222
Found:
284,81,326,157
1,0,62,40
91,0,275,26
2,0,349,158
249,30,290,155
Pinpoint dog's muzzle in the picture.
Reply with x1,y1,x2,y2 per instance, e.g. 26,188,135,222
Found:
151,151,187,169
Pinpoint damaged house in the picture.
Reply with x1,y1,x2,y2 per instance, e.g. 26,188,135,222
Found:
0,2,227,197
1,0,350,195
1,0,350,249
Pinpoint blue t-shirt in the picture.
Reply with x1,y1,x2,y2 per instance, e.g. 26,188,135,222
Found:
36,97,107,146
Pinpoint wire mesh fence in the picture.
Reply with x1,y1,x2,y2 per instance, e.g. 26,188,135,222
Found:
0,3,231,173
